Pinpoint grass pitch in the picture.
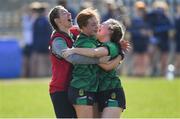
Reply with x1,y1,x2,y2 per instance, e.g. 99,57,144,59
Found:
0,77,180,118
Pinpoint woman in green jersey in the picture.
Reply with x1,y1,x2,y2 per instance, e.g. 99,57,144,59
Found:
63,18,128,118
64,8,124,118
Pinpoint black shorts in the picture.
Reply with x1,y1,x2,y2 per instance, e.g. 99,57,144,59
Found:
133,44,148,53
50,91,77,118
23,45,32,56
96,88,126,112
68,86,97,105
158,43,170,52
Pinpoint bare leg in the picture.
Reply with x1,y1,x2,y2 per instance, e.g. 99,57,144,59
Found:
175,54,180,76
73,105,93,118
101,107,123,118
161,53,169,75
93,103,101,118
141,53,150,76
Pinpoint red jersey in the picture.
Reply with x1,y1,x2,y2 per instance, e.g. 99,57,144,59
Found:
49,31,73,93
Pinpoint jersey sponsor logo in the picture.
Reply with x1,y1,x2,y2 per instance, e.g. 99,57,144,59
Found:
111,92,116,99
79,89,84,96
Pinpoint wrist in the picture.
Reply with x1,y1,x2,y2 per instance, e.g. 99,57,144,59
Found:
118,44,125,60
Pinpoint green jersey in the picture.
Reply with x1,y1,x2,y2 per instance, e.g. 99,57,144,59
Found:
70,33,100,92
98,41,122,91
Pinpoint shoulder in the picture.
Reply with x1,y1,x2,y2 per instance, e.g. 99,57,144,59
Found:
52,32,67,44
52,37,66,46
53,37,65,42
52,37,67,49
52,32,67,40
103,42,119,57
103,42,117,49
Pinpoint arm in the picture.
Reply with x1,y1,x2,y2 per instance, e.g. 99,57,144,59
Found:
98,55,122,71
66,54,99,64
52,38,102,64
62,47,109,58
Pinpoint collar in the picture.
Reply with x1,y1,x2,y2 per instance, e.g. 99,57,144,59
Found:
80,32,96,39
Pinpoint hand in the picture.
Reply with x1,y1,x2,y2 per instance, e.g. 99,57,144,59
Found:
99,56,111,63
62,48,75,58
119,40,131,53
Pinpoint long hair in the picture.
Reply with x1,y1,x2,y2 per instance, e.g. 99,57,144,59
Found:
105,19,125,44
48,5,64,31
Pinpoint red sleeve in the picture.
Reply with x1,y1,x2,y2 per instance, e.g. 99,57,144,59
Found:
70,25,80,37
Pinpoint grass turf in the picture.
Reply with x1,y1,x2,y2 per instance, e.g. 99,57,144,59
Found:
0,77,180,118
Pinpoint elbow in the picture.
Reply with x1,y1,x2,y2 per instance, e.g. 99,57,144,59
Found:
66,58,73,64
93,49,104,57
91,53,96,57
94,54,103,57
90,49,98,57
65,55,75,64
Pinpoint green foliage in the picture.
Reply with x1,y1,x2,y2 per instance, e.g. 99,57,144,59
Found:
0,77,180,118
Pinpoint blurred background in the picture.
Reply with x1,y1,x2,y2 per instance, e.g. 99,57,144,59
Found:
0,0,180,78
0,0,180,118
